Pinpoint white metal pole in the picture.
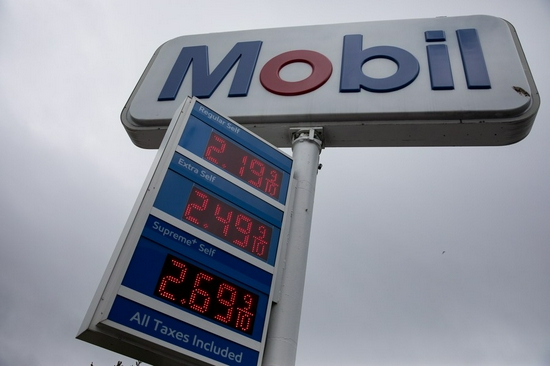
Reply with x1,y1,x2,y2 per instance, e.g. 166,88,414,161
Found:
262,128,323,366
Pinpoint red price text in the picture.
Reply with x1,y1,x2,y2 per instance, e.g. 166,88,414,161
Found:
204,132,283,200
155,255,258,335
183,187,272,260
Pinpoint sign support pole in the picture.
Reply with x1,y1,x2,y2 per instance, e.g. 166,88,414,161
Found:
262,127,324,366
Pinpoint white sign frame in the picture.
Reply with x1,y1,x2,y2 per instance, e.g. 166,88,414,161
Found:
121,15,539,148
78,97,294,366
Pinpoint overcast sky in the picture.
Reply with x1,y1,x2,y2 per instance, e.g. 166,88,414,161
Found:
1,1,550,365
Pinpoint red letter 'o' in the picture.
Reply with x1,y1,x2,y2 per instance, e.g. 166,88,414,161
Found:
260,50,332,96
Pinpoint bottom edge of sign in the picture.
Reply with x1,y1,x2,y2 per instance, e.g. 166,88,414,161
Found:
124,113,537,149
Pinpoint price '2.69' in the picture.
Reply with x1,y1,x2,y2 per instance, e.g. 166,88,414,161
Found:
154,255,259,335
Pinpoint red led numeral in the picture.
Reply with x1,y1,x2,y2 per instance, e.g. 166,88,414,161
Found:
183,189,208,225
238,155,248,177
214,203,233,236
236,294,255,332
234,214,252,248
204,134,226,165
264,170,280,197
252,226,269,257
189,272,213,314
214,283,237,324
183,187,272,260
247,159,265,188
157,259,187,302
154,256,258,335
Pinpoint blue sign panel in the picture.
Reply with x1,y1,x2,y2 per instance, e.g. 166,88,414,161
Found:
78,97,293,366
140,216,272,293
121,236,270,340
181,102,292,205
108,296,260,366
154,158,282,264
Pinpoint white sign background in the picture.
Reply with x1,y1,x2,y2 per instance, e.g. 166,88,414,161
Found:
122,15,538,148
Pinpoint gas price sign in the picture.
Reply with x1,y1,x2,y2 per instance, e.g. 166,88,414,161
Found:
202,132,284,200
77,97,293,366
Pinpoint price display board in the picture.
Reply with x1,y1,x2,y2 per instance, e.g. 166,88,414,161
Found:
77,97,293,366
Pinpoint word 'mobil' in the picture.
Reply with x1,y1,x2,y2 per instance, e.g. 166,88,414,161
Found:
158,28,490,100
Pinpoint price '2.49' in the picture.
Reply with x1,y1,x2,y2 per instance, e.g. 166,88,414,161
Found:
154,255,259,335
183,187,272,260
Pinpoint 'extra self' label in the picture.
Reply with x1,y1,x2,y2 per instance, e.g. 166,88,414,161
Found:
122,15,538,148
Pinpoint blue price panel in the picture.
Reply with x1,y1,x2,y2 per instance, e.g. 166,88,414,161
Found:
154,152,283,265
121,233,270,341
108,296,260,366
112,215,274,365
180,102,292,205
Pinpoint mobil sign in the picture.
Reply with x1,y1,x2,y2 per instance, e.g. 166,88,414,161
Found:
122,15,539,149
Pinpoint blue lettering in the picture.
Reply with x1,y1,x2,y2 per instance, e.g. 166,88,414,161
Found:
158,41,262,100
339,34,419,93
425,30,454,90
427,44,454,90
456,29,491,89
426,44,455,90
158,28,490,99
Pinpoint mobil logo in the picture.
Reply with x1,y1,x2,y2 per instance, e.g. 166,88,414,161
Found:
158,29,489,100
122,15,538,149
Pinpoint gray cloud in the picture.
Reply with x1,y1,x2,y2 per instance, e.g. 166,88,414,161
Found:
1,1,549,365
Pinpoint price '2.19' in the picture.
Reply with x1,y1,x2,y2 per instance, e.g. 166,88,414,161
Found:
204,132,283,200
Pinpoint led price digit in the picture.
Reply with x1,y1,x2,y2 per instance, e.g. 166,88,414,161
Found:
183,186,272,260
204,132,283,200
155,255,258,335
